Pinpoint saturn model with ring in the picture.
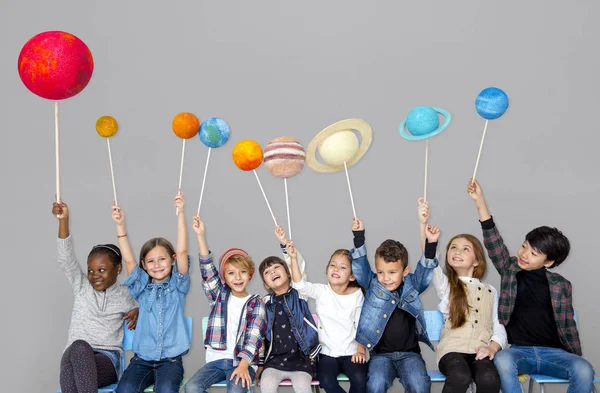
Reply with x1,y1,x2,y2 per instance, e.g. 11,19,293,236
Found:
306,118,373,173
399,106,452,140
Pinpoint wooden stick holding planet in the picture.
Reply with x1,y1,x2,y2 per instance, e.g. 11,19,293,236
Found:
399,106,452,204
472,87,509,183
306,118,373,219
232,140,278,226
264,137,306,240
172,112,200,215
18,30,94,204
197,117,231,216
96,116,120,205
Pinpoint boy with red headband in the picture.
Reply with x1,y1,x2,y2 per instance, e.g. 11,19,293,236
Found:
184,216,267,393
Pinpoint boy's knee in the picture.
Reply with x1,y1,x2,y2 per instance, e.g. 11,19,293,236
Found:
402,374,431,393
571,358,595,383
227,378,252,393
116,380,135,393
153,381,180,393
367,373,393,393
494,351,517,375
184,379,207,393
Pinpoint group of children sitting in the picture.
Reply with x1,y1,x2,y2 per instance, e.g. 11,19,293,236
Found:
54,178,596,393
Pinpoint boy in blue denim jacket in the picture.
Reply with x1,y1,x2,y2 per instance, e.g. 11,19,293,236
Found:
350,217,440,393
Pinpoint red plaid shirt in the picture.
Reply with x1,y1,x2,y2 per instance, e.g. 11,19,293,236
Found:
482,220,582,356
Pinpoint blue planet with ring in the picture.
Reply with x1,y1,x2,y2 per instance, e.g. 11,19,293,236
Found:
199,117,231,148
475,87,509,120
399,106,452,141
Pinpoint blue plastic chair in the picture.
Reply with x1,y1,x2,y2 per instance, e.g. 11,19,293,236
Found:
527,374,600,393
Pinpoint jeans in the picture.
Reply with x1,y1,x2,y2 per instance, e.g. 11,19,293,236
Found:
116,354,184,393
367,352,430,393
494,345,595,393
318,354,367,393
438,352,499,393
184,359,255,393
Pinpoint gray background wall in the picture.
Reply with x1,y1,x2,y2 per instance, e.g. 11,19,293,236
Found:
1,1,598,392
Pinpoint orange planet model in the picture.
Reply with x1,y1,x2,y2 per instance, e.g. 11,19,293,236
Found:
232,140,263,171
172,112,200,139
96,116,118,137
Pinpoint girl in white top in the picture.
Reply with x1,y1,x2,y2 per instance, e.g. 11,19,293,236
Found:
286,240,367,393
419,198,506,393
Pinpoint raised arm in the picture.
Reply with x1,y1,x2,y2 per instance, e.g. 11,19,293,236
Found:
467,178,491,222
112,205,136,275
411,224,440,293
285,240,325,299
350,217,374,290
286,241,303,284
275,225,307,280
468,179,512,272
193,215,209,257
54,202,85,292
194,215,224,302
417,198,448,300
53,202,69,239
417,197,429,252
174,192,189,275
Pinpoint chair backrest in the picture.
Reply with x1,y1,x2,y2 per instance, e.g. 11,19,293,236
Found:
123,316,193,351
422,309,577,342
424,310,444,342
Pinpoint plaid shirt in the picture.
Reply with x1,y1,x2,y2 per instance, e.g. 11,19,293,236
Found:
199,253,267,366
482,220,582,355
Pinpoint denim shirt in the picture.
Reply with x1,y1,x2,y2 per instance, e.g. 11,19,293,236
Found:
123,256,191,361
351,244,438,352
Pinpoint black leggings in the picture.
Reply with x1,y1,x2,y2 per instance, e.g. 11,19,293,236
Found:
438,352,500,393
60,340,118,393
317,354,368,393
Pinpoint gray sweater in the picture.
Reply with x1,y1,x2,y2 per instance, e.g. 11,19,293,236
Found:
58,236,138,352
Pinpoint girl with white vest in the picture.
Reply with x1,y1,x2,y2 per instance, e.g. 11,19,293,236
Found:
418,199,507,393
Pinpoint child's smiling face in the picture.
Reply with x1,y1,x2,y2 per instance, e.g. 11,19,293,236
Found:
327,255,355,286
517,240,554,270
262,263,290,295
87,254,121,291
142,246,174,283
375,258,409,291
224,263,251,297
447,238,479,276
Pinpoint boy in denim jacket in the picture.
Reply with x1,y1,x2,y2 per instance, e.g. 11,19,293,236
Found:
350,217,440,393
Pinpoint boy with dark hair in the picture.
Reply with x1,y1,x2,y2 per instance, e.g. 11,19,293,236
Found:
350,217,440,393
468,178,595,393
